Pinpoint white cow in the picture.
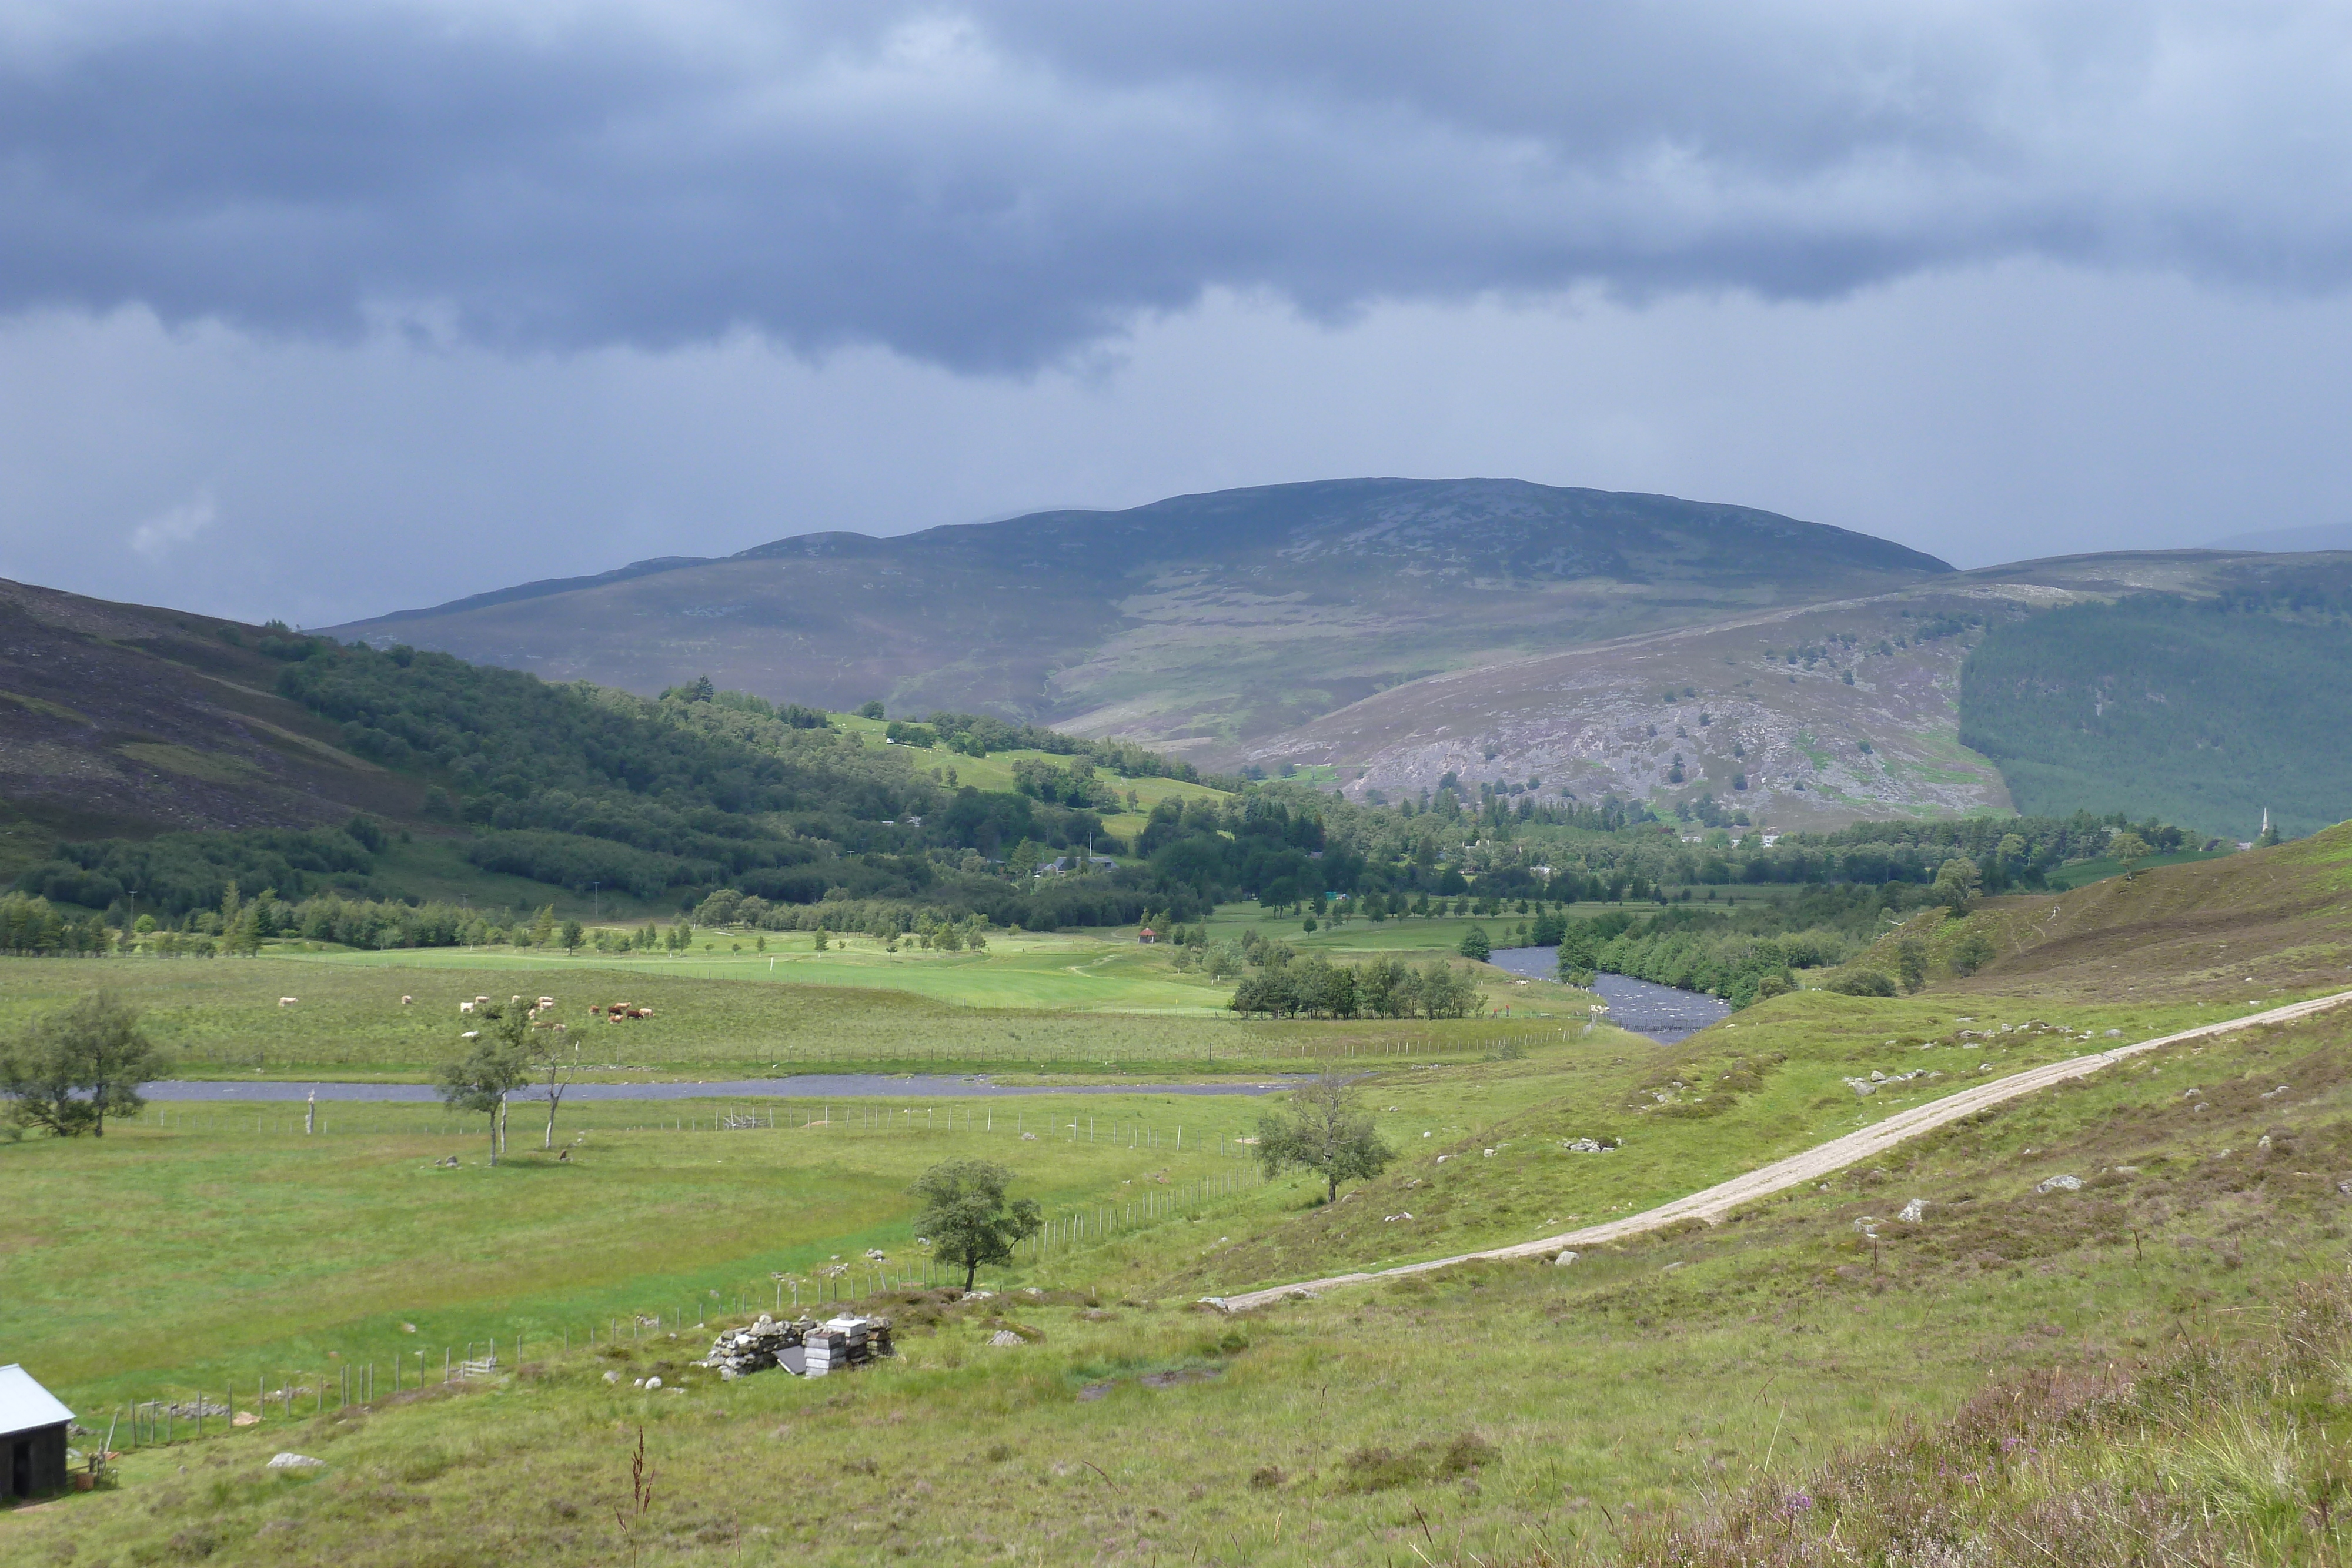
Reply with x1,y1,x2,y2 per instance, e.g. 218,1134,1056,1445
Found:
278,997,298,1007
459,1001,476,1014
401,995,412,1005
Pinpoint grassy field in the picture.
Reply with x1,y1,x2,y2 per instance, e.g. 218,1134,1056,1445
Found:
0,907,1597,1077
5,974,2344,1564
829,713,1237,845
2040,844,2241,891
10,840,2352,1562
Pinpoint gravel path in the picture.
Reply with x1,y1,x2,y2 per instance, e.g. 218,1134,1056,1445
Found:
1208,989,2352,1311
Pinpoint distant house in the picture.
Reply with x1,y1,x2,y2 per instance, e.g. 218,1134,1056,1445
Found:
1037,855,1118,875
1,1364,74,1500
1137,927,1158,944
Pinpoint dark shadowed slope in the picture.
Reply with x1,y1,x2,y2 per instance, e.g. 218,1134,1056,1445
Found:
0,580,424,874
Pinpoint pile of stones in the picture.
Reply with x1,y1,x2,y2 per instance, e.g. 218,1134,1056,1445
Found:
699,1314,894,1379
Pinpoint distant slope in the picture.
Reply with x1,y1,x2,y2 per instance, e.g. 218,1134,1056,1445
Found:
1275,583,2022,828
328,479,1953,762
1279,548,2345,831
1958,557,2352,840
0,579,425,874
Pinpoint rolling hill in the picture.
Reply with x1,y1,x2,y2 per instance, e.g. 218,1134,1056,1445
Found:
328,479,1954,760
0,579,427,877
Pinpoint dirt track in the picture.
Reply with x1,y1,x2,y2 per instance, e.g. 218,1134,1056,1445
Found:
1210,988,2352,1312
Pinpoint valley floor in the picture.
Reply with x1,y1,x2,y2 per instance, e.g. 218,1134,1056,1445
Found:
11,839,2352,1562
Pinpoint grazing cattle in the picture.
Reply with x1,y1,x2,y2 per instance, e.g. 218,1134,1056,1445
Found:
459,1001,476,1014
632,1007,653,1019
460,1029,479,1040
475,995,490,1005
537,996,555,1008
401,995,412,1005
278,997,297,1007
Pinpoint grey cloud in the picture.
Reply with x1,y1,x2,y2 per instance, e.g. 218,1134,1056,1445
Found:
4,2,2350,369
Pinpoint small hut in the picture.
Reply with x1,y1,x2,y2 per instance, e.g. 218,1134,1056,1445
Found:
1136,927,1157,945
1,1365,74,1500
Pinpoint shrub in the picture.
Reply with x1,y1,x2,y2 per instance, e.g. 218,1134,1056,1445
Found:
1821,968,1897,997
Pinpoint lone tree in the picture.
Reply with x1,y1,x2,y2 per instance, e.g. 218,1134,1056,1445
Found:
0,992,161,1138
1933,858,1983,915
1895,935,1929,994
1255,1071,1396,1205
910,1160,1042,1290
437,1002,530,1165
529,1024,580,1151
2109,831,2152,881
1458,925,1491,962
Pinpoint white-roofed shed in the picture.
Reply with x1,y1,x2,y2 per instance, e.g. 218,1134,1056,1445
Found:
1,1363,75,1499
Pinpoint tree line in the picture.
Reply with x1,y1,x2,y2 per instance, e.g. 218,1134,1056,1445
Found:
1229,954,1486,1019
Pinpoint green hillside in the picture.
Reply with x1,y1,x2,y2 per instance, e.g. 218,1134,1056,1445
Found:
1959,574,2352,840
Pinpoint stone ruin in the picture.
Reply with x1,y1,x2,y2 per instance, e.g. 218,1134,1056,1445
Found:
698,1314,894,1379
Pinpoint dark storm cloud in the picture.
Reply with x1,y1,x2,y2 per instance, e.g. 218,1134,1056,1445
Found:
4,2,2348,370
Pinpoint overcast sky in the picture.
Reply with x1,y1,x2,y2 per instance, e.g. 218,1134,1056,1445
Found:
5,1,2352,626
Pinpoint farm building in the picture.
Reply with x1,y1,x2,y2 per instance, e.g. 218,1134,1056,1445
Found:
1,1364,74,1500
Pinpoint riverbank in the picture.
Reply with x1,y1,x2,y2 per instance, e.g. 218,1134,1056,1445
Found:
1487,946,1730,1042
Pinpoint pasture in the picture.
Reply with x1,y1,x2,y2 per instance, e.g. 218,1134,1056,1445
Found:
829,712,1238,846
5,978,2344,1566
0,909,1594,1076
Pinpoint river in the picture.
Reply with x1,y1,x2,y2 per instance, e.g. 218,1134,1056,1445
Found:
136,1074,1308,1103
1486,947,1732,1044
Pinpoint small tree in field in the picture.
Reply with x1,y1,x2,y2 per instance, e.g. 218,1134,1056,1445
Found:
910,1160,1042,1290
530,1027,579,1151
1933,858,1983,915
0,992,160,1138
1255,1071,1396,1205
1895,935,1929,994
438,1002,530,1165
2109,831,2152,881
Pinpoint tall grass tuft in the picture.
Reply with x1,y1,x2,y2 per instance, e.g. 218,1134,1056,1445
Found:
1622,1271,2352,1566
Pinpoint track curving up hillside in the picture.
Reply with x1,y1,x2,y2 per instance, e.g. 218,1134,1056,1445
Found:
1208,988,2352,1312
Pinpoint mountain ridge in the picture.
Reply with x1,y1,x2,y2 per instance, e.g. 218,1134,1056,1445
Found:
326,478,1955,761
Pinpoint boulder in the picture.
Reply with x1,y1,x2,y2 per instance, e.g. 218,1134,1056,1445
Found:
2034,1174,2083,1194
266,1453,324,1472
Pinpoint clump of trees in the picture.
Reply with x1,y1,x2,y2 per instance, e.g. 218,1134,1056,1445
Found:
0,893,111,955
1,992,162,1138
910,1160,1043,1290
1230,955,1484,1019
1254,1074,1396,1205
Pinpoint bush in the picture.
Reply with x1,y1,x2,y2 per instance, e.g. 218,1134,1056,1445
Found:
1821,968,1897,997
